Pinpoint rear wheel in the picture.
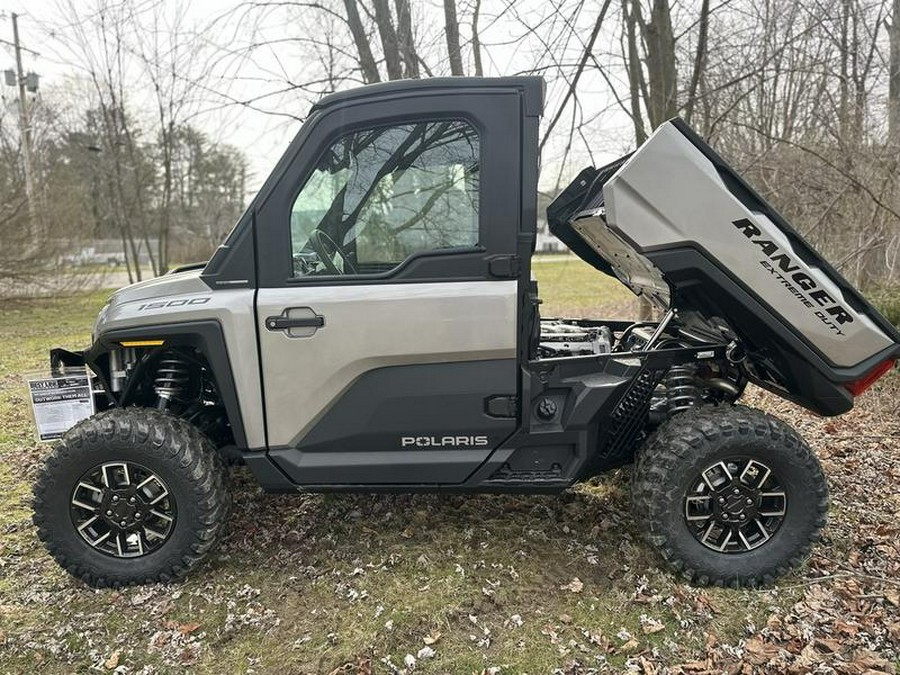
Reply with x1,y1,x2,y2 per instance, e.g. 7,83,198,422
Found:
632,405,828,587
33,408,230,587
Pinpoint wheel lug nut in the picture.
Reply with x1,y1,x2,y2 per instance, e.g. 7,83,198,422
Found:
739,514,746,521
129,497,136,504
120,520,127,527
112,496,119,502
733,488,740,494
135,512,142,519
722,514,729,520
745,498,753,505
718,497,725,504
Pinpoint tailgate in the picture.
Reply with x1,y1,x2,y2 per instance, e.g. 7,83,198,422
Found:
547,119,900,414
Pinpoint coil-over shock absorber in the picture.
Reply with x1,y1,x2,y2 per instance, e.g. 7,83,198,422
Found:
665,365,702,414
154,351,192,409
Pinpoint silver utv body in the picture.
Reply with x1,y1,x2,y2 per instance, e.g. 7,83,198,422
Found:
80,83,896,494
38,78,899,595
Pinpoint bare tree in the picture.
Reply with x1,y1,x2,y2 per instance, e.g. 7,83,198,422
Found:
372,0,404,79
890,0,900,145
128,1,213,273
622,0,648,143
683,0,711,125
443,0,465,76
343,0,382,83
218,0,508,101
394,0,420,77
643,0,678,127
471,0,484,76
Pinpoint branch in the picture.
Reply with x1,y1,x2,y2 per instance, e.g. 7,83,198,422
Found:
683,0,710,125
539,0,613,154
736,122,900,223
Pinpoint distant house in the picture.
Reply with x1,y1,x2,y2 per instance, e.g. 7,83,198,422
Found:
536,193,566,253
59,239,158,267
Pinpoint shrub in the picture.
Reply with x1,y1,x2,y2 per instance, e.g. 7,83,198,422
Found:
870,286,900,329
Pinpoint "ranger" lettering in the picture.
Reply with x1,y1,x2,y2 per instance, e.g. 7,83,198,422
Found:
733,219,853,336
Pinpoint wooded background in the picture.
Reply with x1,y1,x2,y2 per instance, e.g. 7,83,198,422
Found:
1,0,898,302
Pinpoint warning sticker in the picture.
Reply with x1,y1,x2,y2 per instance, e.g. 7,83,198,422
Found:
27,373,95,442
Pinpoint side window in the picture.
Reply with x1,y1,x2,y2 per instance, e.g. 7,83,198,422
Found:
289,120,479,277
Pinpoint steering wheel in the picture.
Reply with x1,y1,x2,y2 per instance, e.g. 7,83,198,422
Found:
308,229,358,275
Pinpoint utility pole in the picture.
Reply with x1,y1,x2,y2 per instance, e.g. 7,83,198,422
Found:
10,13,38,236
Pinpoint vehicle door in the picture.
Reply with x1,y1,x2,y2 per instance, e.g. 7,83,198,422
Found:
254,89,524,485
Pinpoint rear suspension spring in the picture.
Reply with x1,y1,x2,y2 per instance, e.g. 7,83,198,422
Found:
665,365,702,414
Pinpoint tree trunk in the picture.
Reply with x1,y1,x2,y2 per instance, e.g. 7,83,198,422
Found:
472,0,484,76
342,0,381,83
839,0,852,143
160,125,172,274
119,228,135,285
443,0,465,76
683,0,710,125
394,0,419,78
622,0,648,144
122,125,158,276
156,115,174,275
643,0,678,127
890,0,900,145
372,0,404,80
621,0,676,319
105,112,143,282
850,5,864,145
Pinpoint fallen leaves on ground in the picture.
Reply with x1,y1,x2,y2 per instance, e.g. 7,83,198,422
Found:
0,291,898,673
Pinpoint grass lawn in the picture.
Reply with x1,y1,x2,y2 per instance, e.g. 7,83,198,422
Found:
531,254,635,319
0,265,898,674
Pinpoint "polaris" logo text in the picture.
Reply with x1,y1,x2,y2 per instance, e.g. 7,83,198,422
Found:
733,218,853,336
401,435,490,448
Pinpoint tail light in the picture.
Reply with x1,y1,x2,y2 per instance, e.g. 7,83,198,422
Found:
845,359,895,397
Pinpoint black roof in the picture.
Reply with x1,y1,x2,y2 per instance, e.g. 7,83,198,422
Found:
311,76,545,117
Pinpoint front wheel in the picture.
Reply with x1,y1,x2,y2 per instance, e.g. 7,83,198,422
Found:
33,408,230,588
632,405,828,587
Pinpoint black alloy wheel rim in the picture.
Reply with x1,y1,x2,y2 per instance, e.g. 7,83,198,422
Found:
683,457,787,553
70,461,177,558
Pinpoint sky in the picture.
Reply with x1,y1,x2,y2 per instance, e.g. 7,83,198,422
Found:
0,0,633,194
1,0,305,187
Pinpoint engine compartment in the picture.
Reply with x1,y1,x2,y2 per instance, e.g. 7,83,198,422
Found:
537,320,612,358
536,315,746,424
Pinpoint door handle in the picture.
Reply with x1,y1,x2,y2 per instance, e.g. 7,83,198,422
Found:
265,314,325,331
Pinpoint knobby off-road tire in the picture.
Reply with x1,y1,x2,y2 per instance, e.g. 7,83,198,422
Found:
632,405,828,587
33,408,230,588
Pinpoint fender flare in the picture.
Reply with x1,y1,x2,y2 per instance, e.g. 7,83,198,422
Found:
87,320,248,449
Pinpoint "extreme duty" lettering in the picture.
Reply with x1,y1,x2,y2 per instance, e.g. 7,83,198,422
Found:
733,218,853,336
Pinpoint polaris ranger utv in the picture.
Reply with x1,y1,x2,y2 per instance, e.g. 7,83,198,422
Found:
33,77,899,588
